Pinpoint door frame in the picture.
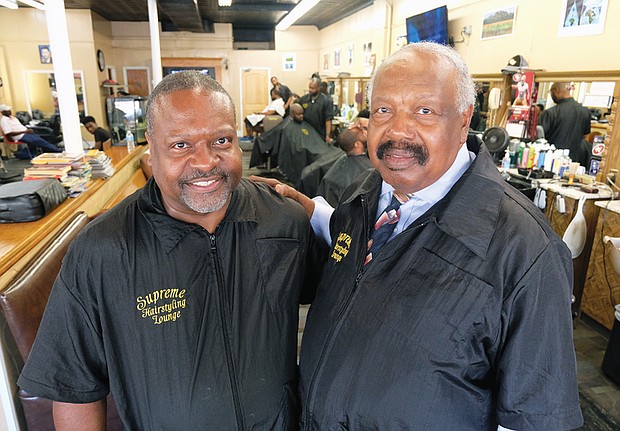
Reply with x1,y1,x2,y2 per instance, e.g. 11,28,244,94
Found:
239,67,271,135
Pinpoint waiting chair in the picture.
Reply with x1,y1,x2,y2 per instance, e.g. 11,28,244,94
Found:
0,212,123,431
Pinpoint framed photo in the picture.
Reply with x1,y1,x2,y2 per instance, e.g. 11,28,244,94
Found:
334,49,341,68
481,5,516,40
323,53,329,71
283,53,296,72
363,42,373,66
558,0,608,37
347,44,354,67
38,45,52,64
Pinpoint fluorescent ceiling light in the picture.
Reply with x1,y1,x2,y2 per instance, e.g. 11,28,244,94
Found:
0,0,18,9
17,0,45,9
275,0,320,31
218,0,232,6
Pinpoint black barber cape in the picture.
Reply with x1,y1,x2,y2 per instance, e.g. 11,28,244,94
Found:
317,153,373,207
19,178,314,430
250,117,341,184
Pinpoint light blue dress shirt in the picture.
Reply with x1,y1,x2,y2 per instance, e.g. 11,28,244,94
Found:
311,143,476,246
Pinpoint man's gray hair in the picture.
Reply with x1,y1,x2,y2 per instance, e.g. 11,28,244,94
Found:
368,42,476,114
145,71,235,135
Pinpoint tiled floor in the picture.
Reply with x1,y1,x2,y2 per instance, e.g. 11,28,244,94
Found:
574,316,620,429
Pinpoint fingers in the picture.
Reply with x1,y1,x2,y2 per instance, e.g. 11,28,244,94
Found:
249,175,281,188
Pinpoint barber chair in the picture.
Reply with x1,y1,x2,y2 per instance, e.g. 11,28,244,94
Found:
35,113,63,145
262,115,284,133
31,109,44,120
15,111,32,126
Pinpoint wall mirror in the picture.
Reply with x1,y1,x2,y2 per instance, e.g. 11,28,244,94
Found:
23,70,87,119
537,81,615,119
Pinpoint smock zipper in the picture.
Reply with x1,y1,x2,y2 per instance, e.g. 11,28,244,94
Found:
302,196,368,429
210,233,245,430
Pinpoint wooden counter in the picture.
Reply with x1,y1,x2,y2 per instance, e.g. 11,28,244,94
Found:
539,182,614,312
0,145,147,289
581,200,620,329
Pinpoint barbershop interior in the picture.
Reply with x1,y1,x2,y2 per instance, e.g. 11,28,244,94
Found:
0,0,619,429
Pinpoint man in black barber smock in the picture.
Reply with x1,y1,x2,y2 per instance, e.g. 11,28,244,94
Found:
19,72,311,430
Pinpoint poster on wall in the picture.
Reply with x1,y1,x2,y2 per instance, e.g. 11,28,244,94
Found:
481,5,516,39
348,44,354,67
334,49,341,68
38,45,52,64
323,54,329,71
363,42,373,66
557,0,608,37
283,53,296,72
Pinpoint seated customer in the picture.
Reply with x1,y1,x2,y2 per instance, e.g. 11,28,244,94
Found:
81,115,112,151
244,89,285,138
251,103,341,184
317,128,372,207
0,105,62,159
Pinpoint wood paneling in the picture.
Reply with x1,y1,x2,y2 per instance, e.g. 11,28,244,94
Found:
582,205,620,330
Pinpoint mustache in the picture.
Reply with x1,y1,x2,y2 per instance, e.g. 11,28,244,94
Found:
376,140,429,166
179,167,229,184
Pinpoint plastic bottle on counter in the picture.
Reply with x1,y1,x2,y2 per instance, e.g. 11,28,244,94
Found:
537,144,547,169
521,145,530,168
543,145,556,172
526,144,536,168
502,149,511,170
517,142,525,167
126,129,135,152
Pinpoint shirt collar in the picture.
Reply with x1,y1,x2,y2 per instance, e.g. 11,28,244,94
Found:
137,178,258,254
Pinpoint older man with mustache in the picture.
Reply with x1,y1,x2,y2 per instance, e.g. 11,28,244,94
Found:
256,42,582,430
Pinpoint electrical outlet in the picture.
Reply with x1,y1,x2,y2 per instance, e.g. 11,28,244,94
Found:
463,25,473,36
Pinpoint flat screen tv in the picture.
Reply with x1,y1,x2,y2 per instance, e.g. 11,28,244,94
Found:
406,6,449,45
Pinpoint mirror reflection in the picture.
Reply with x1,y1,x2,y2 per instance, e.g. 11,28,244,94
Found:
24,70,87,119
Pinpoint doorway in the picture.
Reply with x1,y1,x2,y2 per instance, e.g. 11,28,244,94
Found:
123,67,151,97
240,68,270,133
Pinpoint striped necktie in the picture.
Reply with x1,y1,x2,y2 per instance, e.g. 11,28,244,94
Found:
365,192,412,265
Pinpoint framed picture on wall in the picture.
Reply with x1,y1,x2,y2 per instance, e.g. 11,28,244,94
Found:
323,54,329,71
557,0,608,37
283,53,296,72
38,45,52,64
334,50,341,68
481,5,516,40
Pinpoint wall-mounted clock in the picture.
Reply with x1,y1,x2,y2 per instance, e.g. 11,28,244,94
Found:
97,49,105,72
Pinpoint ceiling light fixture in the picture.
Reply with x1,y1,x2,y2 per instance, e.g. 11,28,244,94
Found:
218,0,232,6
17,0,45,10
275,0,320,31
0,0,18,9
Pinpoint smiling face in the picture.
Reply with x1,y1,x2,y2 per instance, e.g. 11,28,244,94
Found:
368,50,472,195
147,88,242,229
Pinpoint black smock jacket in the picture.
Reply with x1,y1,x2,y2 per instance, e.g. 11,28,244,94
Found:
19,178,311,430
296,92,334,141
539,97,591,165
299,139,583,430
